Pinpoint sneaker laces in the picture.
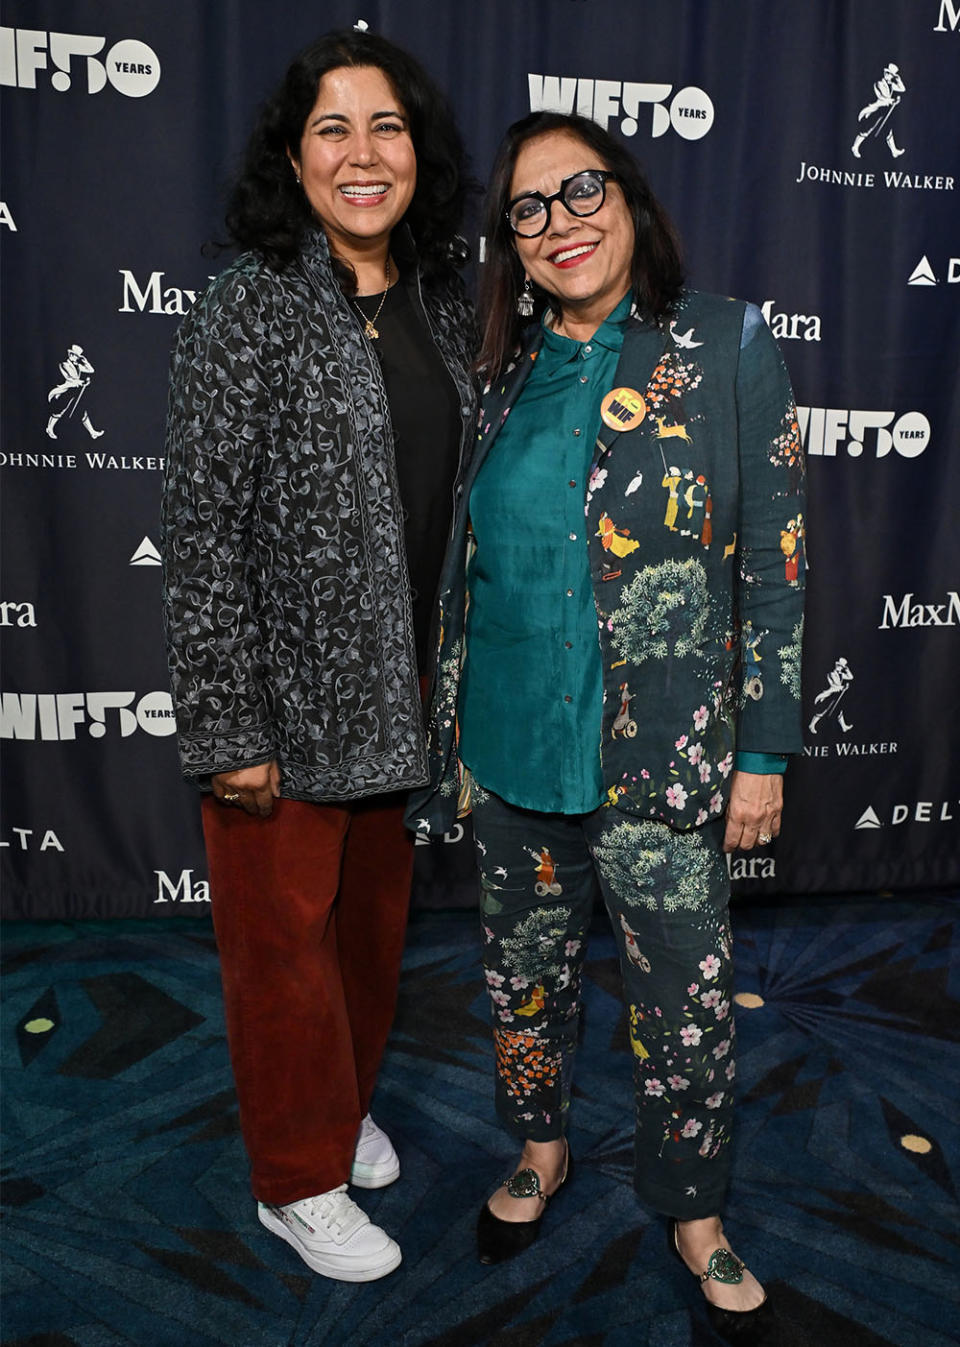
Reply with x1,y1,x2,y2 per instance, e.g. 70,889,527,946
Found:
298,1185,366,1239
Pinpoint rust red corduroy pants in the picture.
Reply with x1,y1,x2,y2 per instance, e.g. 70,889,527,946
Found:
201,794,414,1206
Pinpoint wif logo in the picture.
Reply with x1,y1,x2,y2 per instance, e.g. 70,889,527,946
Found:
1,691,176,740
798,406,930,459
0,29,160,97
529,74,714,140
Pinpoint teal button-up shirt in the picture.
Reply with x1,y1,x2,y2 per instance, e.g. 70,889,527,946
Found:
458,294,786,817
458,297,634,813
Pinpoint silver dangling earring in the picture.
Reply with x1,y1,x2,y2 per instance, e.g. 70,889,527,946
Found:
517,278,534,318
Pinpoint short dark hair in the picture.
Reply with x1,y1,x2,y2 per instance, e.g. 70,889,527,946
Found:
225,29,468,285
477,111,685,376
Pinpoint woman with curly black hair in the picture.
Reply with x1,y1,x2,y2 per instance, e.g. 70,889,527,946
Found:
161,28,476,1282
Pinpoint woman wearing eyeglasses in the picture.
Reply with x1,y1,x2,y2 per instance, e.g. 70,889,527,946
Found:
410,111,805,1343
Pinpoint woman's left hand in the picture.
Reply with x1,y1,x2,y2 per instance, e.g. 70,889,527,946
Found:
722,771,783,852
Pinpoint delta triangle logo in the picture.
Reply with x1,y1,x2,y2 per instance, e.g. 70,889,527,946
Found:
130,536,161,566
908,256,938,285
855,806,882,829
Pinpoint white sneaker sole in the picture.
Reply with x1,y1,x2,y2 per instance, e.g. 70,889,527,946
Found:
350,1156,401,1189
258,1203,402,1282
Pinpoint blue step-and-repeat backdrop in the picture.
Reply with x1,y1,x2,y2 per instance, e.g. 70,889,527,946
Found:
2,1,958,917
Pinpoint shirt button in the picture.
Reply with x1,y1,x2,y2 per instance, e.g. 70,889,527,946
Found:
566,588,574,597
568,479,577,488
573,428,581,437
564,695,573,703
579,375,588,384
569,532,577,541
564,641,573,649
584,344,593,353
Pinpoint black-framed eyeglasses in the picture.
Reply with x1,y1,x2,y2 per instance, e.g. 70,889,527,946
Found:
505,169,620,237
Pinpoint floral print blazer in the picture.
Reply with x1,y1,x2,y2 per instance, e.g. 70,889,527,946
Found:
409,291,805,836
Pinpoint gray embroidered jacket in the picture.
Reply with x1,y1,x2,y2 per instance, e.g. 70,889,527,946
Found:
161,227,476,801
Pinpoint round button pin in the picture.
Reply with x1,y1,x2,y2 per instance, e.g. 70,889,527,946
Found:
600,386,647,432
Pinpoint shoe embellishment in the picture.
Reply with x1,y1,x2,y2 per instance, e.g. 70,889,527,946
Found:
504,1167,545,1201
699,1247,745,1285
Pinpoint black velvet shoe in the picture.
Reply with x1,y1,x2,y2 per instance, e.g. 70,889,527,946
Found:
668,1218,776,1344
476,1143,572,1265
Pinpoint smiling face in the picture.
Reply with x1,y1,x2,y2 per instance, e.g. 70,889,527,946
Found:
290,65,417,266
510,129,635,333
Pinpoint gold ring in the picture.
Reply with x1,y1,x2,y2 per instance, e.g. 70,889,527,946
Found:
223,791,241,802
758,832,773,845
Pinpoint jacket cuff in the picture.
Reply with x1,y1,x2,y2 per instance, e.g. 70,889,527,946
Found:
735,750,787,775
177,723,275,779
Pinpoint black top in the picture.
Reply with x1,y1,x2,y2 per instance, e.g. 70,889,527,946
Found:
355,273,462,670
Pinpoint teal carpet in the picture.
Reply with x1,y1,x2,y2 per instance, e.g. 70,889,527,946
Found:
2,894,959,1346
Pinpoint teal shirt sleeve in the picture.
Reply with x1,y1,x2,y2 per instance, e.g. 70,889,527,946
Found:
735,751,787,774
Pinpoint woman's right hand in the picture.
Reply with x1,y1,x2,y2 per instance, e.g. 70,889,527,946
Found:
212,761,281,817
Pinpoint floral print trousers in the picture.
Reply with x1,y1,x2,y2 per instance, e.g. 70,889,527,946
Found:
472,786,736,1220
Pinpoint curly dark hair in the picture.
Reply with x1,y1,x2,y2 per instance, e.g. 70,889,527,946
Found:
477,112,685,376
225,29,469,287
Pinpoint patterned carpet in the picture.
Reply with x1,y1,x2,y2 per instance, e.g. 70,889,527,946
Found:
2,894,958,1347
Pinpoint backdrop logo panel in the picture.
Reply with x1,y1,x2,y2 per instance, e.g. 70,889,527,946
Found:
528,74,714,139
798,407,931,459
0,29,160,96
1,692,176,740
933,0,960,29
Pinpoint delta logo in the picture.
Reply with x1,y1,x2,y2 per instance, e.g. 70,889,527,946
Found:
855,801,958,828
907,255,960,286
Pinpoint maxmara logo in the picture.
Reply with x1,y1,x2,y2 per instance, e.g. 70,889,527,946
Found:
934,0,960,30
1,691,176,740
529,74,714,140
154,870,210,904
0,29,160,97
879,591,959,628
725,854,776,880
0,600,37,628
798,406,930,459
119,270,214,316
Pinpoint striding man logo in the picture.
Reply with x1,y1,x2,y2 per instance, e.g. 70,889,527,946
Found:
45,344,103,440
851,63,906,160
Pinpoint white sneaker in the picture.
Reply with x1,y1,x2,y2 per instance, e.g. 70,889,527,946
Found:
258,1186,401,1281
350,1114,401,1189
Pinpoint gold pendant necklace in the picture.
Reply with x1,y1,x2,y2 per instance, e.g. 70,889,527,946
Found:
354,258,391,340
